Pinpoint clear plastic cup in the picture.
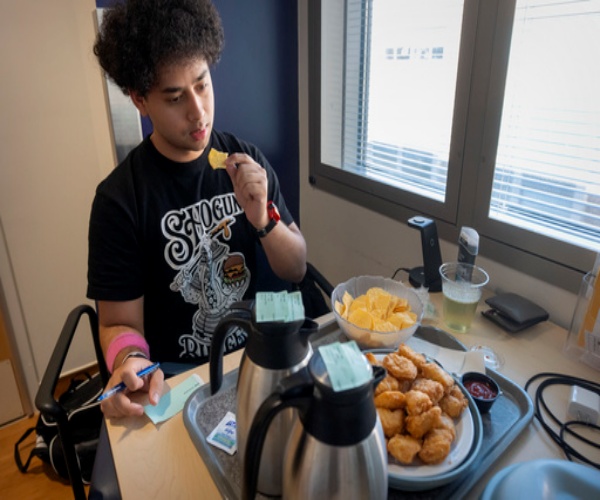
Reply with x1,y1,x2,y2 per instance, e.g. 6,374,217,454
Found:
439,262,489,333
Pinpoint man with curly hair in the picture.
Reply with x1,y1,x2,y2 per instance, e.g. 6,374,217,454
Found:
88,0,307,418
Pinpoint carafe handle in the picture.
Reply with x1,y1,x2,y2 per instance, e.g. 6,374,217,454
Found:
372,364,386,388
242,369,313,500
209,301,253,395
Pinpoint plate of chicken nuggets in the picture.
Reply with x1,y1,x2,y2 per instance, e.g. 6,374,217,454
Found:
366,343,483,491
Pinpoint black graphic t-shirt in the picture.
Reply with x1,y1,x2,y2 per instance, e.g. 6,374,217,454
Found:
87,130,294,365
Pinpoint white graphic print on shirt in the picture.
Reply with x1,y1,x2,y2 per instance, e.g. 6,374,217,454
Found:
162,193,250,359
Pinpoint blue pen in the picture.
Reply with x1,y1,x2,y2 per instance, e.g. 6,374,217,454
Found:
97,362,161,402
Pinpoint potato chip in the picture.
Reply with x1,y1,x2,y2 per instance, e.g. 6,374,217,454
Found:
334,300,346,318
208,148,228,170
349,295,369,313
389,311,417,329
342,291,354,310
348,308,374,330
373,319,397,332
387,314,406,329
392,298,409,312
367,287,394,314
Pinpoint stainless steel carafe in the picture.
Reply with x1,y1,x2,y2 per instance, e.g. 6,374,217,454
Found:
209,300,317,497
243,349,388,500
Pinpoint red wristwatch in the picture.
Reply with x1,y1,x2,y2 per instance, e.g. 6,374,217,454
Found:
256,201,280,238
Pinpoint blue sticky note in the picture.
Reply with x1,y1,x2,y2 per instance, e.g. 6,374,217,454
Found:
255,291,305,323
144,373,203,424
319,341,372,392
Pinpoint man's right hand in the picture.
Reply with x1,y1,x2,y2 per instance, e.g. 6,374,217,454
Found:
100,357,164,419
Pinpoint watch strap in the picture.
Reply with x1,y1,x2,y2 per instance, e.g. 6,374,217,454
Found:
121,351,149,364
256,217,278,238
256,201,280,238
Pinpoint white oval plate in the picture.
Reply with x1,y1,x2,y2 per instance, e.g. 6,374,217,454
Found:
374,352,480,488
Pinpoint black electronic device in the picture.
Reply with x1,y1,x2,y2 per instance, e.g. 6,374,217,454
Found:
407,216,442,292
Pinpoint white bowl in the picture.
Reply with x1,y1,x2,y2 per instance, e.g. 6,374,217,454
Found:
332,275,424,349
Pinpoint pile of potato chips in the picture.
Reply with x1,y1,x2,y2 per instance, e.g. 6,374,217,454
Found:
334,287,418,332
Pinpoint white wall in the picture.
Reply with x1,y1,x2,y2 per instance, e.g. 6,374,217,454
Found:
297,0,579,331
0,0,114,405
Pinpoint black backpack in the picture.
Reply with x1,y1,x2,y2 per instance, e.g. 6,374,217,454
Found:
15,371,104,483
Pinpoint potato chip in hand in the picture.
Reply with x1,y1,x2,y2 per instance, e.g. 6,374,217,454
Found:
209,148,228,170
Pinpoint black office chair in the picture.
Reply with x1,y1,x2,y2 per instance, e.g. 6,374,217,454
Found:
293,261,334,319
34,304,109,500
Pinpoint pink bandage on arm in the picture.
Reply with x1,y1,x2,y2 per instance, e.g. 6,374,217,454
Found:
105,332,150,373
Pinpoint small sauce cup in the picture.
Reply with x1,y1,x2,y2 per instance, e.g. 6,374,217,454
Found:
461,371,501,413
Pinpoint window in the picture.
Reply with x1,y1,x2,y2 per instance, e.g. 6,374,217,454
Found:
484,0,600,252
309,0,600,290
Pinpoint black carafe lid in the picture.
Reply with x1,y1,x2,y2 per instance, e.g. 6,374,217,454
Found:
300,348,385,446
246,312,317,370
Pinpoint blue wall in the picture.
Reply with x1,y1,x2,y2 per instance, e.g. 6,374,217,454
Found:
211,0,300,222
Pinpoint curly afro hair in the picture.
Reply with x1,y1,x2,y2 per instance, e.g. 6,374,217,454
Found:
94,0,224,96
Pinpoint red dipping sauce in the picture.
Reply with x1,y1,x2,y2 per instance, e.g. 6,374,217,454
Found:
464,379,496,400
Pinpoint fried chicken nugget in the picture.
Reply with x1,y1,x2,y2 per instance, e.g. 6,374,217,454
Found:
439,386,469,418
405,406,442,439
448,383,467,401
404,390,433,416
397,343,427,369
375,374,400,396
411,377,445,405
374,390,406,410
387,434,422,465
420,362,455,392
434,412,457,440
397,379,413,393
418,428,453,465
383,353,418,381
377,407,405,438
364,352,380,366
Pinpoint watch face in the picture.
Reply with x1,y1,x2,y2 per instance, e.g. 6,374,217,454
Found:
257,201,281,238
267,202,281,222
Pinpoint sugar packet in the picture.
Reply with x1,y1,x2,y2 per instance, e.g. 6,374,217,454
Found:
206,411,237,455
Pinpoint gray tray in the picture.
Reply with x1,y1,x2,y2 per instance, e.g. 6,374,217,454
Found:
183,325,534,499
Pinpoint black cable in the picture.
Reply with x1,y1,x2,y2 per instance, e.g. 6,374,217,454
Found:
391,267,411,280
533,377,599,467
525,372,600,469
560,421,600,463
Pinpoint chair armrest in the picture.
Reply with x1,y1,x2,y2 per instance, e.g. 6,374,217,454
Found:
306,262,334,298
34,303,101,500
35,304,101,417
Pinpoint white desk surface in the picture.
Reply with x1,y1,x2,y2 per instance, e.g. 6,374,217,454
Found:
106,292,600,499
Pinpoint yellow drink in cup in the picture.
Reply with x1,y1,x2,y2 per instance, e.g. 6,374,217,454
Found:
440,262,489,333
442,289,480,333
